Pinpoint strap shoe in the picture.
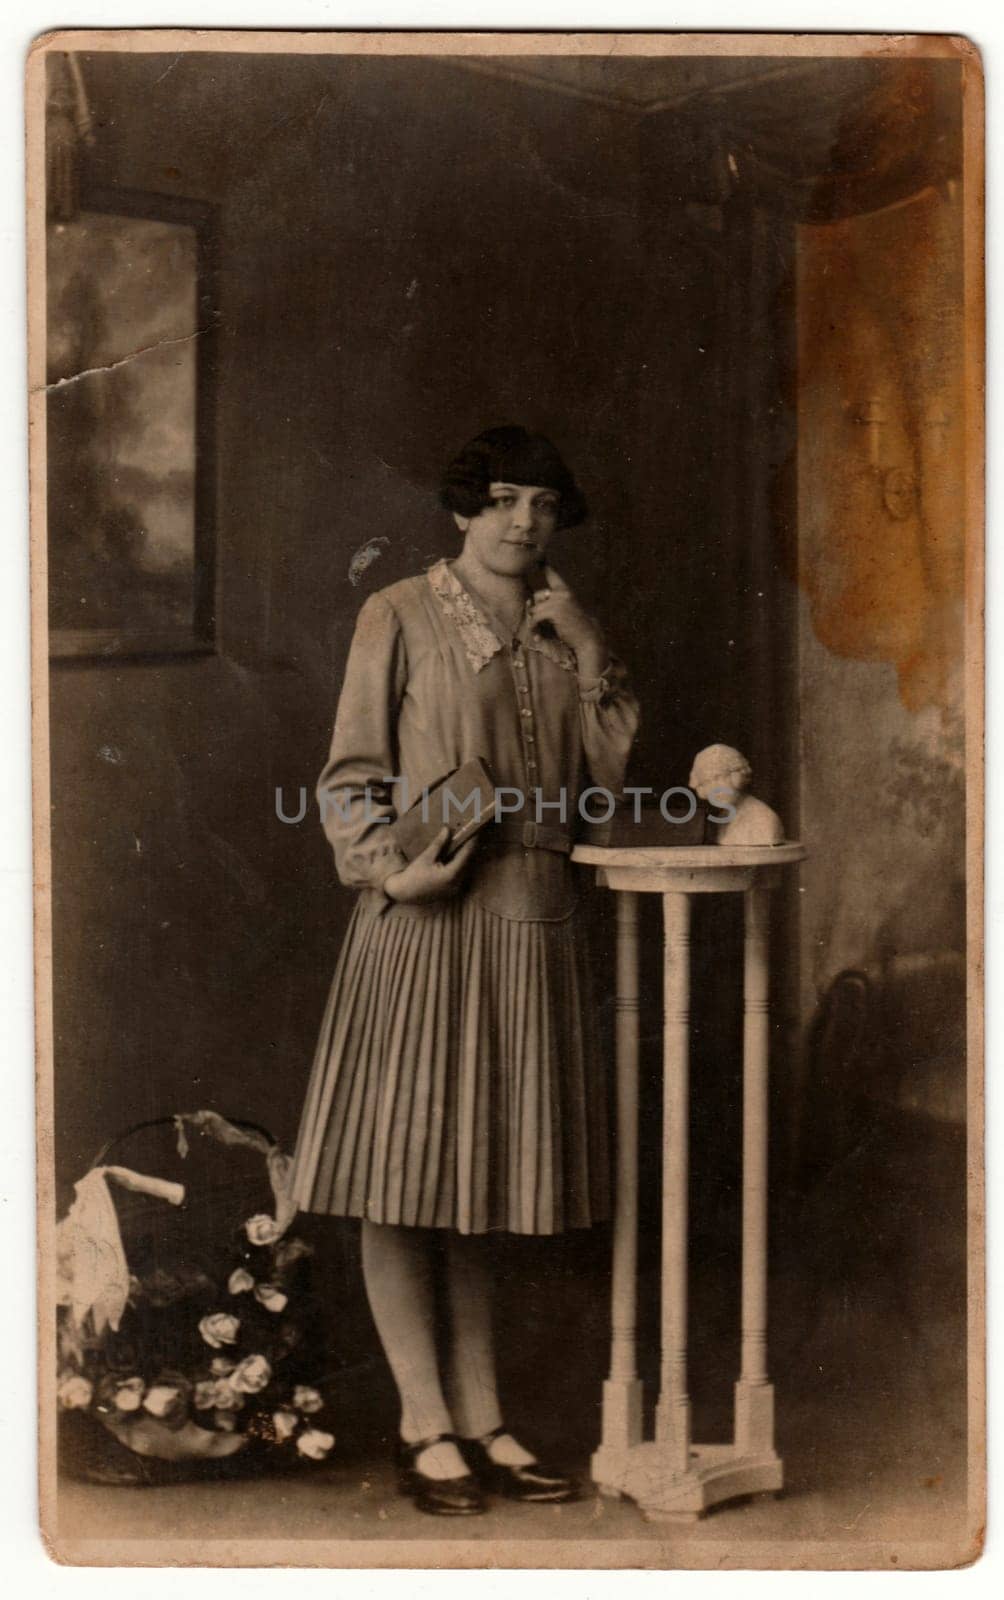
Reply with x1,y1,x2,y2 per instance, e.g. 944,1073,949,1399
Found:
396,1432,487,1516
459,1425,581,1503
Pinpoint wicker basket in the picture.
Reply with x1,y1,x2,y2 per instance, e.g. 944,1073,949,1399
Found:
57,1111,334,1472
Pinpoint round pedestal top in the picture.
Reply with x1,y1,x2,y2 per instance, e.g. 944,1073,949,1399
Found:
570,841,806,894
571,842,806,869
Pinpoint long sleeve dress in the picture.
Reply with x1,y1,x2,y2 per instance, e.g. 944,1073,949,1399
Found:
290,558,640,1235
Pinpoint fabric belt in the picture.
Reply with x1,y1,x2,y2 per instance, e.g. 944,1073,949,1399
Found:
491,815,573,855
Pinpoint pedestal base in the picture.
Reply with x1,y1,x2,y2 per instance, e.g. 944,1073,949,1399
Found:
600,1377,644,1453
591,1441,783,1522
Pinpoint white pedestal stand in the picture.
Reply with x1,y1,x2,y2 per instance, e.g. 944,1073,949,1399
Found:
572,842,806,1524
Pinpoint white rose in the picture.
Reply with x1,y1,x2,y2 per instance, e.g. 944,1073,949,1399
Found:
293,1385,323,1415
198,1312,240,1348
272,1410,298,1442
194,1378,243,1413
245,1214,282,1247
210,1356,235,1377
254,1282,288,1314
142,1384,182,1419
112,1377,145,1413
210,1378,244,1412
228,1268,255,1294
194,1380,218,1411
230,1354,272,1394
296,1427,335,1461
57,1374,93,1410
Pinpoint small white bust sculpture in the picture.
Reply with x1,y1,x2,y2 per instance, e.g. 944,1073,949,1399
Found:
689,744,784,846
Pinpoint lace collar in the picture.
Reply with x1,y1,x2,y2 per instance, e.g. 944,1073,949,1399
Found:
426,560,576,674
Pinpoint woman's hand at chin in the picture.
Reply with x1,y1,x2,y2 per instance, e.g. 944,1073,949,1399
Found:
383,827,478,905
529,566,607,678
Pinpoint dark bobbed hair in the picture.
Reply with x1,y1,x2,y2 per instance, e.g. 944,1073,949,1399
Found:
439,425,587,530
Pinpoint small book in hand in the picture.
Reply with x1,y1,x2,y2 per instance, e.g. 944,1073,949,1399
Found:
392,758,499,862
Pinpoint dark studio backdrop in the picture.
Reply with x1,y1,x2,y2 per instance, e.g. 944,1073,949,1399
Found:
46,50,969,1506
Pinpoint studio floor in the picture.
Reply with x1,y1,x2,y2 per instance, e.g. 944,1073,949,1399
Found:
53,1401,970,1572
56,1413,966,1550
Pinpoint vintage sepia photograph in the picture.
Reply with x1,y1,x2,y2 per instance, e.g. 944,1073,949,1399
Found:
28,30,983,1570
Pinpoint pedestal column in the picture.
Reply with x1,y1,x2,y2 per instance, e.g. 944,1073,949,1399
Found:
655,890,692,1471
734,883,776,1451
600,892,644,1452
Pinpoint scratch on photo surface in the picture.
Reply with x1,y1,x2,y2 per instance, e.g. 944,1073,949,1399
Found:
349,538,390,585
39,329,206,395
150,56,182,90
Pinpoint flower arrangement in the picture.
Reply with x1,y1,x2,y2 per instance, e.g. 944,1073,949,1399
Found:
56,1112,334,1466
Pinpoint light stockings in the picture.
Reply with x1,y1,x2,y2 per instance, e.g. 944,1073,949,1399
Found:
360,1221,535,1478
360,1220,465,1479
444,1233,534,1467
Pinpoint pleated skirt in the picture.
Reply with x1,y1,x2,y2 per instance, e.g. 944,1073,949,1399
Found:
290,894,610,1235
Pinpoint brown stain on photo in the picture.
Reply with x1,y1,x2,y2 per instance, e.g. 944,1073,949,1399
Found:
797,181,965,716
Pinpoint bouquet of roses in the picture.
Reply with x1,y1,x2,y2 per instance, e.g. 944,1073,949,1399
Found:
56,1112,334,1465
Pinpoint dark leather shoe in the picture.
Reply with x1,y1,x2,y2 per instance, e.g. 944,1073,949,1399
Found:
460,1426,581,1503
396,1433,487,1516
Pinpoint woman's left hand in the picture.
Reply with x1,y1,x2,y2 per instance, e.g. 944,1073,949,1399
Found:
530,567,608,679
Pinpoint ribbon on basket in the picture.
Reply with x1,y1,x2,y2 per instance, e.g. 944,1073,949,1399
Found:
56,1166,186,1335
173,1110,297,1236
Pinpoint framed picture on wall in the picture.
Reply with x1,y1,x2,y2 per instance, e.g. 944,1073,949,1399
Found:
45,185,217,658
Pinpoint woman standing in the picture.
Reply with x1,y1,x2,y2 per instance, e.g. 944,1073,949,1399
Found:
291,426,639,1514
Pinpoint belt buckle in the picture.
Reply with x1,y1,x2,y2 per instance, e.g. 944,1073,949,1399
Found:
522,820,538,848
